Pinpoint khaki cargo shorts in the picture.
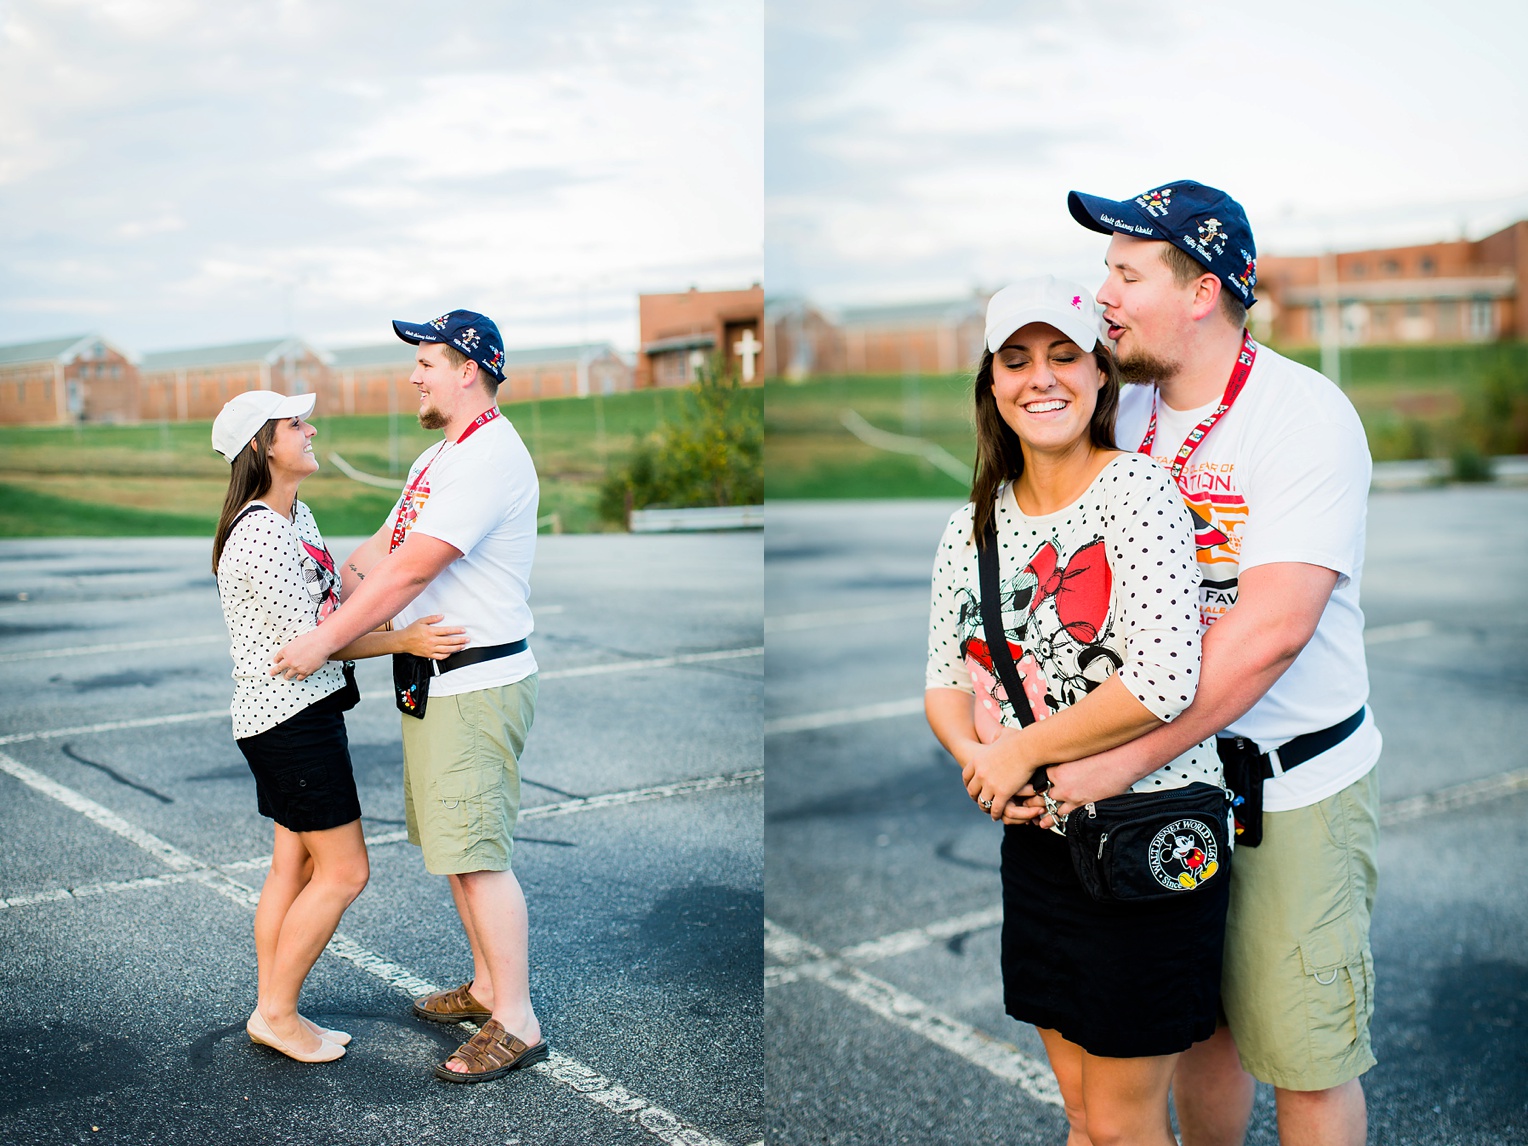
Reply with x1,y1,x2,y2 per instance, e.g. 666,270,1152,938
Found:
1222,766,1379,1091
401,674,537,876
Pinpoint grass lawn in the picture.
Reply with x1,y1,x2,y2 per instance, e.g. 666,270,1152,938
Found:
0,389,692,537
765,342,1528,500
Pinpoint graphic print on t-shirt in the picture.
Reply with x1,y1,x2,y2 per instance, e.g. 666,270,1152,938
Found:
953,533,1120,741
393,478,431,548
1153,457,1247,627
299,537,340,622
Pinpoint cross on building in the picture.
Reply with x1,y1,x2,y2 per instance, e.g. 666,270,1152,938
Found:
733,328,761,382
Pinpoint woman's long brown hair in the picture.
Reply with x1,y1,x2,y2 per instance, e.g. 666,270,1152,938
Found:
969,340,1122,547
211,419,279,574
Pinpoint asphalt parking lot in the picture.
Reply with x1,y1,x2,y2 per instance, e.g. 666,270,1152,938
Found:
0,531,763,1146
764,489,1528,1146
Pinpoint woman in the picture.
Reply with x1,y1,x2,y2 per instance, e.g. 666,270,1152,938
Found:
924,277,1228,1145
211,389,468,1063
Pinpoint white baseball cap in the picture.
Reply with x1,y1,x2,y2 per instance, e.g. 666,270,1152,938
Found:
211,390,317,462
984,276,1104,355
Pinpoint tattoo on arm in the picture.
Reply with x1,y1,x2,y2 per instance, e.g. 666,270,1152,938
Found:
348,562,365,580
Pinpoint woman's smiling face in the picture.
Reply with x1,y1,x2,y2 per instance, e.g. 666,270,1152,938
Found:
266,414,319,479
990,322,1106,455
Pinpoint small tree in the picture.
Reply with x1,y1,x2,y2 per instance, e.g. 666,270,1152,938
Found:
599,356,763,525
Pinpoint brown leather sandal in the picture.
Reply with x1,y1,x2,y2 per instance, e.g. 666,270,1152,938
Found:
433,1019,548,1084
412,982,492,1024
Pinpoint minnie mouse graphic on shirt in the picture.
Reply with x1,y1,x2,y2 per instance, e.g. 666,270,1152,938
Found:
955,533,1122,743
298,537,341,623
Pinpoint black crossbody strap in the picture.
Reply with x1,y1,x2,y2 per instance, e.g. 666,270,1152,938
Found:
977,512,1035,729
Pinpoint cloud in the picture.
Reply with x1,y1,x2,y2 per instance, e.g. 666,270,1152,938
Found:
0,0,763,352
766,0,1528,306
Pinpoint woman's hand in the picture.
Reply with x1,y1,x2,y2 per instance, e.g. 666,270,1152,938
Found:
962,729,1039,822
1012,751,1138,829
396,615,470,660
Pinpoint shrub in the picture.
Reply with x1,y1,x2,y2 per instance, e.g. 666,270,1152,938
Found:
598,357,762,525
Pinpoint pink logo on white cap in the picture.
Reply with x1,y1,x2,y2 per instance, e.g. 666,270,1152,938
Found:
1071,296,1082,309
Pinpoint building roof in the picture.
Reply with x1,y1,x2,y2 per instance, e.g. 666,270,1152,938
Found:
642,333,716,355
139,337,316,372
325,342,417,369
325,341,620,370
838,296,988,328
0,334,121,367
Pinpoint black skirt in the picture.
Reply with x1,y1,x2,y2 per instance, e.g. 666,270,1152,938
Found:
235,689,361,833
1000,819,1229,1059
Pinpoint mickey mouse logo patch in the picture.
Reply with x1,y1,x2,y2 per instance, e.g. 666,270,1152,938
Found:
1148,818,1220,890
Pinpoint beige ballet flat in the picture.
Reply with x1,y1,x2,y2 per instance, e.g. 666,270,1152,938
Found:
300,1014,351,1047
247,1008,345,1063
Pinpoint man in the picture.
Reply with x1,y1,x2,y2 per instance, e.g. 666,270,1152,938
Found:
273,309,546,1084
1029,182,1381,1146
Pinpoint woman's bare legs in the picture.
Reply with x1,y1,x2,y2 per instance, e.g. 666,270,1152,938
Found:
254,820,369,1053
1037,1026,1182,1146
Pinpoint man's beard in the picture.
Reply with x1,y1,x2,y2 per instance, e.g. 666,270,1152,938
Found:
418,402,448,430
1116,345,1181,386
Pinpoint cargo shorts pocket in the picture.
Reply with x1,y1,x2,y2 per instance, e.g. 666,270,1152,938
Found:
1298,924,1373,1058
436,788,485,842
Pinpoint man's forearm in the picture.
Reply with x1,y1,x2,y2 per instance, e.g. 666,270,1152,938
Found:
1094,596,1311,778
315,560,433,659
340,529,389,600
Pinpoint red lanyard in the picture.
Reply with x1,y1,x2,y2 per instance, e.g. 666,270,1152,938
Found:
389,407,500,552
1138,330,1258,483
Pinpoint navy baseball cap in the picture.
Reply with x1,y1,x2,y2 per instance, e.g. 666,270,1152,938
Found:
392,310,507,381
1067,181,1258,308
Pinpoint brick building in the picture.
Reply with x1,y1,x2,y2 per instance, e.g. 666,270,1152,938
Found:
326,341,634,415
764,293,989,379
138,339,328,423
638,285,764,388
1256,219,1526,348
0,334,138,425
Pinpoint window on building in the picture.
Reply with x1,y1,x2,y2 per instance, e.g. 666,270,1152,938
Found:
1382,259,1400,276
1420,256,1435,275
1470,299,1496,339
1350,261,1366,277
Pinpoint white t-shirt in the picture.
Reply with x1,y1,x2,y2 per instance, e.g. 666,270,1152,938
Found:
390,413,539,697
217,500,346,738
1116,342,1381,812
926,454,1221,796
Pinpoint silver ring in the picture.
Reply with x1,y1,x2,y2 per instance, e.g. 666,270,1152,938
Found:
979,798,994,811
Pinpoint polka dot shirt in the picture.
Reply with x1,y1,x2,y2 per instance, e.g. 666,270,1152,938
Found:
217,499,345,738
926,455,1221,793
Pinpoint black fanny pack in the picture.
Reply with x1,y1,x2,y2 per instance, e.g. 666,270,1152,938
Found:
977,517,1231,902
1216,706,1366,847
393,638,529,719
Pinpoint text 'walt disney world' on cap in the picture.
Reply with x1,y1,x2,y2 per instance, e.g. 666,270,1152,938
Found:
392,310,507,381
1066,181,1258,308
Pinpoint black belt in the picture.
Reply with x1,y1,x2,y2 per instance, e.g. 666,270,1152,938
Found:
435,638,529,676
1217,706,1366,780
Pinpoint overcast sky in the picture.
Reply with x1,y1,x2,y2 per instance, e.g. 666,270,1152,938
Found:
0,0,763,354
767,0,1528,309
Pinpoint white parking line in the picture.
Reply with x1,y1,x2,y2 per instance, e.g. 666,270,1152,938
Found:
0,634,225,663
764,603,925,635
1364,620,1435,645
0,747,738,1146
764,696,924,737
765,918,1061,1108
1,770,765,907
1381,765,1528,825
0,646,765,747
765,907,1003,988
